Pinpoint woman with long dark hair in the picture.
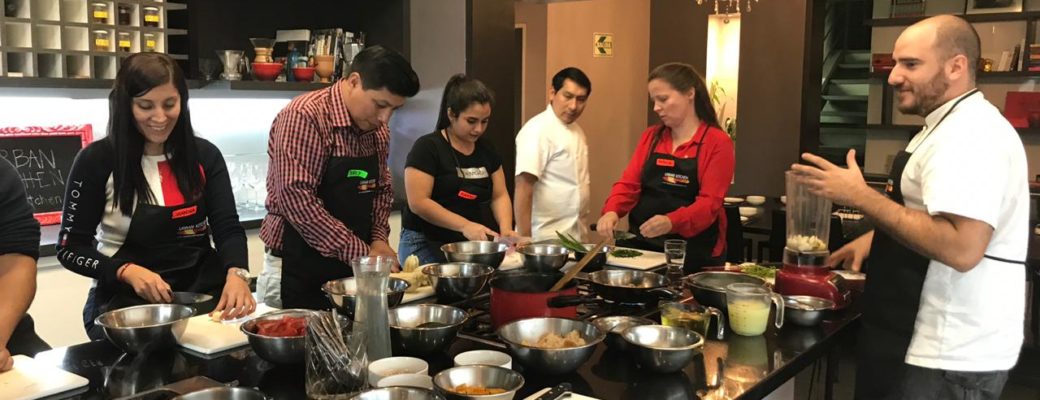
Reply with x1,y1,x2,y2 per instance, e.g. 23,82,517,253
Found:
596,63,735,274
56,53,254,339
398,74,515,264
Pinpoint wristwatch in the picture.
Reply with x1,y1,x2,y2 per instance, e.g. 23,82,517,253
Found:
228,267,251,283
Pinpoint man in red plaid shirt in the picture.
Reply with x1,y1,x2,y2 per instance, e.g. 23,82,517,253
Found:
259,45,420,310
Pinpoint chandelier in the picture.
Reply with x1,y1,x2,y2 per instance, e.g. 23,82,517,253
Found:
698,0,758,15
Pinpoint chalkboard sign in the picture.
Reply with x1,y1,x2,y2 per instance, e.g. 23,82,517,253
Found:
0,125,93,225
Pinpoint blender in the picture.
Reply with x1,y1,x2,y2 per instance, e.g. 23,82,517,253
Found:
773,171,852,308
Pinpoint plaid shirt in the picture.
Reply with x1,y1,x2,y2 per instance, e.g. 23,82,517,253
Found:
260,80,393,263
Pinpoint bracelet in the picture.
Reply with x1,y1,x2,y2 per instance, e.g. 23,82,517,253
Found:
117,264,130,281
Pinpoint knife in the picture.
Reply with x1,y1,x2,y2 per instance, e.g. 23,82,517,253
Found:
534,382,573,400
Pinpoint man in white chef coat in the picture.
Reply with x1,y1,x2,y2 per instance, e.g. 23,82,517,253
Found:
514,67,592,242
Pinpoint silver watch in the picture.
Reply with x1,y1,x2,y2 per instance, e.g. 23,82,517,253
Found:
228,267,251,282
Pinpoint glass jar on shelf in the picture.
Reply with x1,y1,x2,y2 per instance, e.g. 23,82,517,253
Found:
142,6,160,27
117,4,132,26
117,32,131,53
91,2,109,24
92,30,110,52
143,33,157,52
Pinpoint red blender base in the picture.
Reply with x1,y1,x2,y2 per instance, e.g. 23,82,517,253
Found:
775,266,851,309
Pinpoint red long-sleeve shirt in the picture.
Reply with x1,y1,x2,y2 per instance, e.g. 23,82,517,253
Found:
602,124,734,256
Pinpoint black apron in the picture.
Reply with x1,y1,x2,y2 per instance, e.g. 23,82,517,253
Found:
626,124,720,274
419,131,498,247
280,154,378,310
83,197,225,340
855,90,1024,399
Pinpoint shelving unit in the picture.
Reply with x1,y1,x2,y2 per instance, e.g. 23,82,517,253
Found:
0,0,185,79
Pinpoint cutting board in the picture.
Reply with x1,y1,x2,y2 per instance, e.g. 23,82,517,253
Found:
177,304,276,354
401,286,435,303
0,355,89,400
606,247,667,270
524,387,599,400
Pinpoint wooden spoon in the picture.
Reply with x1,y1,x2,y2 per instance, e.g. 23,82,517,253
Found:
550,235,614,292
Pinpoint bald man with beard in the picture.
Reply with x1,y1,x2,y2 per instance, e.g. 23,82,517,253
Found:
792,15,1029,399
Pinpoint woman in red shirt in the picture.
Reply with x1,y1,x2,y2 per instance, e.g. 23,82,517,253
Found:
596,63,735,273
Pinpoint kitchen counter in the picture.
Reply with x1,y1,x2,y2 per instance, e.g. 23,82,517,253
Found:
34,295,860,400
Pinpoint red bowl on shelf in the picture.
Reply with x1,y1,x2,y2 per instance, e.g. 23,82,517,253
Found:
251,62,283,81
292,66,316,82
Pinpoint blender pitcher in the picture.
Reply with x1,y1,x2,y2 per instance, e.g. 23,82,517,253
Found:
725,283,783,336
784,170,833,268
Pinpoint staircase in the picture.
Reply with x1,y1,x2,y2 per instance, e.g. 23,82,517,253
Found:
818,0,872,167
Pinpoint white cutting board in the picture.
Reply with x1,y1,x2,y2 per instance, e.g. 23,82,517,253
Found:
605,247,667,270
177,304,277,354
525,387,599,400
401,286,435,303
0,355,89,400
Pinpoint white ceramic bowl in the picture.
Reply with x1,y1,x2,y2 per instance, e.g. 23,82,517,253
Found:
376,373,435,390
454,350,512,369
738,207,757,217
724,196,744,204
368,356,429,387
740,216,749,223
745,195,766,205
780,195,787,204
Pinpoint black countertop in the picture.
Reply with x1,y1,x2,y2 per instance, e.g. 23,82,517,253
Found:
35,295,861,400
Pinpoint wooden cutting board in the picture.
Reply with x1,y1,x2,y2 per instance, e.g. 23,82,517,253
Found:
605,247,667,270
177,304,276,354
0,355,89,400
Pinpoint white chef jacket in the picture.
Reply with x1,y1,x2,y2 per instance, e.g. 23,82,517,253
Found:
515,105,591,242
899,91,1028,371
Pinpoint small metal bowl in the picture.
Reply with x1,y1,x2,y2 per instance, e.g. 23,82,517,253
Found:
351,387,445,400
240,309,317,364
497,317,604,375
783,295,834,327
322,277,411,318
94,304,195,354
172,387,270,400
622,325,704,373
422,263,494,302
433,365,525,400
441,241,508,268
591,316,655,352
389,304,469,357
572,243,611,270
516,244,570,272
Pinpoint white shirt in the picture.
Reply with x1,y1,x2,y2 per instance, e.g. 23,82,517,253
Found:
899,91,1029,371
515,105,591,242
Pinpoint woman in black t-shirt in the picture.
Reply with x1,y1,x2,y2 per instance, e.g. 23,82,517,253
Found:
399,74,515,264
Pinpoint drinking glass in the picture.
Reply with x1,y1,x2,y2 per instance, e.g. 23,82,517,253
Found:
664,239,686,287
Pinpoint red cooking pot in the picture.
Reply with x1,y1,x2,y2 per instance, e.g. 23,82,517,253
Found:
490,270,578,328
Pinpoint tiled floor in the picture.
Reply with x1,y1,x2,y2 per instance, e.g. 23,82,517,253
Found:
792,337,1040,399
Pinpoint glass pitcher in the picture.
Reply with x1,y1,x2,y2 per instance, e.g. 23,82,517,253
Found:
351,256,393,362
725,283,783,336
784,171,832,253
660,302,725,339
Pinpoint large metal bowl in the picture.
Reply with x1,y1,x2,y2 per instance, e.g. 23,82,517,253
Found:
422,263,494,302
783,295,834,327
591,316,655,352
323,277,411,318
351,387,445,400
433,365,524,400
240,309,318,364
172,387,269,400
441,241,508,268
389,304,469,356
516,244,570,272
684,271,766,314
95,304,195,354
622,325,704,373
496,317,604,375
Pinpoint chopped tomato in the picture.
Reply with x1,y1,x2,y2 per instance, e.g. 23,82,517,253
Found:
255,316,306,337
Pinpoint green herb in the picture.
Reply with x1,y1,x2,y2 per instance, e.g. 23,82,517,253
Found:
739,263,777,280
556,231,587,253
610,249,643,258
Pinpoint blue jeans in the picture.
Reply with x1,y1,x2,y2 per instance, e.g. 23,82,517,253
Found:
398,228,447,266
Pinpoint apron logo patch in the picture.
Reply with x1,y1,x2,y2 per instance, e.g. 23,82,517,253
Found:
457,190,478,200
176,220,208,238
357,179,377,193
656,158,675,167
347,169,369,179
456,167,489,179
662,172,690,186
172,205,198,219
